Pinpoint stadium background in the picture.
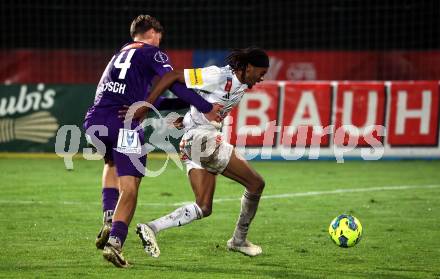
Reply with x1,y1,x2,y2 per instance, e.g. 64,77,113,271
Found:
1,2,440,278
0,0,439,155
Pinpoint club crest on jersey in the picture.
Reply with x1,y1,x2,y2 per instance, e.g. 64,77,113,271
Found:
154,51,169,63
224,77,232,92
223,77,232,99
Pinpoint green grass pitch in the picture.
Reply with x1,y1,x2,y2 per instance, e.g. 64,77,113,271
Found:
1,157,439,278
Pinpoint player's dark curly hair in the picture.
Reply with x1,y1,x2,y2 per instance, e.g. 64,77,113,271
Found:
226,47,269,72
130,15,164,39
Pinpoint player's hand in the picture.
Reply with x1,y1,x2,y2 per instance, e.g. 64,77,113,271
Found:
118,104,148,122
204,103,223,122
164,113,185,130
172,116,185,129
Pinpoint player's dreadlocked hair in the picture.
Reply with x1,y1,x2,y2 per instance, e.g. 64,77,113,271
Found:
226,49,249,72
130,15,164,39
226,47,269,72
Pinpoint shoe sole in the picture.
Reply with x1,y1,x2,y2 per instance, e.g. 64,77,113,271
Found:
227,246,262,257
136,224,160,258
96,226,111,250
103,246,129,268
227,240,262,257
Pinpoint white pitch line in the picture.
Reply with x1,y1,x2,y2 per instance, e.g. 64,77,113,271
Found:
1,184,439,207
172,184,440,206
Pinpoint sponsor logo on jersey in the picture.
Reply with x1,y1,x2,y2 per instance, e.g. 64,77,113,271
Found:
154,51,169,63
117,128,141,154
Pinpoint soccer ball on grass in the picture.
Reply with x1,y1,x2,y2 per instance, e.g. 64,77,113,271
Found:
328,214,362,248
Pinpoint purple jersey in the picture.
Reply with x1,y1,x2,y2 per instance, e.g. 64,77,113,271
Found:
85,42,173,118
83,42,212,177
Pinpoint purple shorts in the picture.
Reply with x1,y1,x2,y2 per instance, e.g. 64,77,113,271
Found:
83,109,146,177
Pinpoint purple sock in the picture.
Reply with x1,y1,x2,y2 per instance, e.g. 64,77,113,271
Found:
102,188,119,212
110,221,128,246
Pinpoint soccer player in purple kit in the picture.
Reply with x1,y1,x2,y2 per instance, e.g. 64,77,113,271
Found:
83,15,221,268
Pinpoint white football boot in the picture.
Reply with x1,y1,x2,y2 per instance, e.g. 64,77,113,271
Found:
136,223,160,258
227,238,262,257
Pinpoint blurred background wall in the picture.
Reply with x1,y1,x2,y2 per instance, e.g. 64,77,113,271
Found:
0,0,439,155
1,0,439,83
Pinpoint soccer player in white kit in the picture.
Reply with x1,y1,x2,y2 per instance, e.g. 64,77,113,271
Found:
131,48,269,257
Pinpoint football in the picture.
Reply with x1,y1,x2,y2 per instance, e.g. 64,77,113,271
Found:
329,214,363,248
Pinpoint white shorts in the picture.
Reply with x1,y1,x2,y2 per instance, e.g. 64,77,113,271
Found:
179,127,234,175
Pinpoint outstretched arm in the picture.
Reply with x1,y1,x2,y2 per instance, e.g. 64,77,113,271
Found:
145,71,185,107
145,49,213,113
147,70,216,113
119,70,222,121
155,72,223,121
153,96,190,111
169,82,212,113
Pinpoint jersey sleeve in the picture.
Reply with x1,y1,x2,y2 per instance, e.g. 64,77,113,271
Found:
183,66,222,91
148,49,174,77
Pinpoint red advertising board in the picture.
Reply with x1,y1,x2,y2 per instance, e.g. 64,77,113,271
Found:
334,82,386,146
387,81,439,146
280,82,332,147
228,82,279,147
228,81,440,154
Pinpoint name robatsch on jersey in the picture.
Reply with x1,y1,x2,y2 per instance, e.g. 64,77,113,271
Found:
97,81,127,95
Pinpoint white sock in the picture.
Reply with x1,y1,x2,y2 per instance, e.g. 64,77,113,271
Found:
148,203,203,234
232,190,261,244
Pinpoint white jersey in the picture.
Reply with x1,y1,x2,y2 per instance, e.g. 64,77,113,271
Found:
182,65,248,131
